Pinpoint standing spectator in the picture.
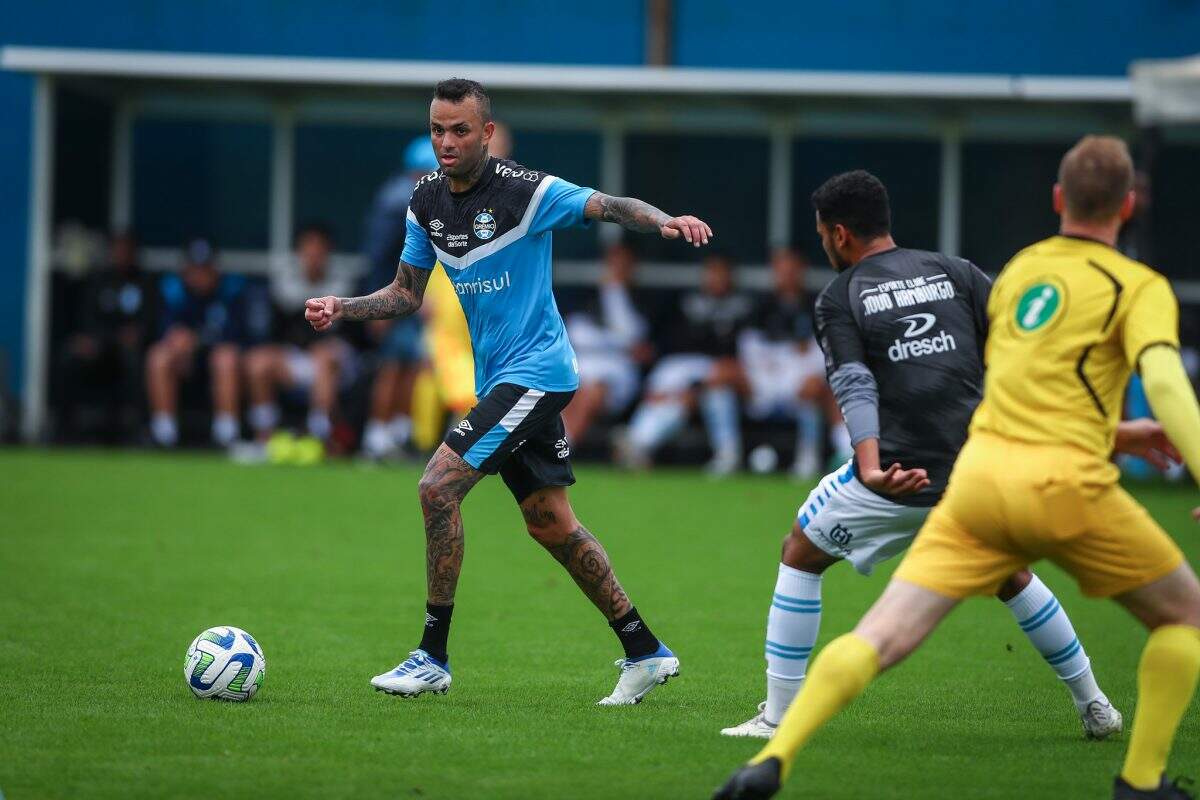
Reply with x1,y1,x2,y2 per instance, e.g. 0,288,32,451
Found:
55,229,157,441
145,238,248,447
244,224,355,443
740,247,851,476
359,136,441,459
562,242,651,444
621,253,754,474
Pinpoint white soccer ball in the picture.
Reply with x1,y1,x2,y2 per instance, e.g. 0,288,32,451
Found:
184,626,266,701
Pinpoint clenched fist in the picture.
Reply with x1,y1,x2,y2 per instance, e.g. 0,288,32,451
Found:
304,296,342,332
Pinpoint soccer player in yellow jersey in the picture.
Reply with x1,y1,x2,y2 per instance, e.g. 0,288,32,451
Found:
716,135,1200,800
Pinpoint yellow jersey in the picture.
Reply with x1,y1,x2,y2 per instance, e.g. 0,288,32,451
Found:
425,264,471,343
971,234,1180,469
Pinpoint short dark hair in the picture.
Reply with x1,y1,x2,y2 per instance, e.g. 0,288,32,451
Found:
433,78,492,122
811,170,891,240
294,221,334,248
1058,135,1133,222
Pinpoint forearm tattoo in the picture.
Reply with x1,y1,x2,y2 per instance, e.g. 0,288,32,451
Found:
584,192,671,234
417,446,483,605
544,524,632,621
340,260,431,322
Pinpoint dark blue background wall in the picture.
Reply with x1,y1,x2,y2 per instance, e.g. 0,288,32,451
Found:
675,0,1200,75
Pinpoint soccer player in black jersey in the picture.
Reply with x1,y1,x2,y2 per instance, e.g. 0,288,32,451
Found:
720,171,1124,743
305,79,712,705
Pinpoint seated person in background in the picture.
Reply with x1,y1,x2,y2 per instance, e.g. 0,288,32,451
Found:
741,247,852,477
562,242,652,444
244,223,355,443
621,252,755,475
56,229,157,441
359,136,441,459
146,238,248,448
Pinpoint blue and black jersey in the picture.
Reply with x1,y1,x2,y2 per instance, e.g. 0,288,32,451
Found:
401,157,594,396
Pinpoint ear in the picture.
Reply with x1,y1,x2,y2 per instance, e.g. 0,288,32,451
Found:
1052,183,1065,215
482,120,495,145
1118,189,1136,221
833,223,852,248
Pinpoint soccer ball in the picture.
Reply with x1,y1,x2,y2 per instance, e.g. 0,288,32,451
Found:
184,626,266,701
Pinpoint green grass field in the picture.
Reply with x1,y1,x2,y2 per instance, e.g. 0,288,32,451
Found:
1,449,1197,799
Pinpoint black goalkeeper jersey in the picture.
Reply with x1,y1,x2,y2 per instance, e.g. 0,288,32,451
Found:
814,247,992,506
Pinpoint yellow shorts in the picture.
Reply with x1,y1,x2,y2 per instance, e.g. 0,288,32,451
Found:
895,432,1184,599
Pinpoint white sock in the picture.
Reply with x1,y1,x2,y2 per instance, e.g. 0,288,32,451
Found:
764,563,822,725
700,387,740,456
363,420,394,456
249,403,279,434
307,411,332,441
1004,573,1104,710
627,400,687,452
211,413,238,446
388,415,413,447
151,413,178,447
829,421,852,458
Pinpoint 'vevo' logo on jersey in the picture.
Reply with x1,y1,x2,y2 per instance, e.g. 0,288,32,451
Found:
1015,282,1063,332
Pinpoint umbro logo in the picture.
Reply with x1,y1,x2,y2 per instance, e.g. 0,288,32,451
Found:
454,419,473,437
429,219,444,231
425,613,437,626
621,621,641,633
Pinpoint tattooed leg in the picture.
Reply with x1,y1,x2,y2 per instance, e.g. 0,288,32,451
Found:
417,444,484,605
521,488,632,621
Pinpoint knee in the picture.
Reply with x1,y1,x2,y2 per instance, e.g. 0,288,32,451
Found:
245,349,272,382
525,517,575,548
780,524,833,574
995,569,1033,602
312,345,339,375
798,376,825,403
209,345,239,375
418,472,460,516
146,342,171,374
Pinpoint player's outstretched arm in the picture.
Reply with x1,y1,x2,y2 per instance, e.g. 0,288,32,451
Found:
304,260,431,331
583,191,712,246
1138,346,1200,521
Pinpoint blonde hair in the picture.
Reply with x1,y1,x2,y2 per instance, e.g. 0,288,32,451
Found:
1057,135,1134,222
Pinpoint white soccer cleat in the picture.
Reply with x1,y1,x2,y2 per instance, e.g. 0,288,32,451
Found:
597,644,680,705
1081,698,1123,740
720,702,777,739
370,650,451,697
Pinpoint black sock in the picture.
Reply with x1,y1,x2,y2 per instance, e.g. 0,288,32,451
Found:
418,603,453,665
610,606,661,660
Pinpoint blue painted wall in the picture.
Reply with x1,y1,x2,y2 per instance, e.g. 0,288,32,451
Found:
675,0,1200,75
0,73,31,396
0,1,646,64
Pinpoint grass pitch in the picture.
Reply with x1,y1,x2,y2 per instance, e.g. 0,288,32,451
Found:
1,449,1197,799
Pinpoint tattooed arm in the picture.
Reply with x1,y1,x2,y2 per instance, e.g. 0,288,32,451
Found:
304,260,431,331
583,192,713,247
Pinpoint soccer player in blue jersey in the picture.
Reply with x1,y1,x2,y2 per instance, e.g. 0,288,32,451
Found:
305,78,712,705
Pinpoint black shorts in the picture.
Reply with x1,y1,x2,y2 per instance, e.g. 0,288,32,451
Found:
445,383,576,503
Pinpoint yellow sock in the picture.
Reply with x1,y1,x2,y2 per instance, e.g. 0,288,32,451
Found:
1122,624,1200,790
752,633,880,779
